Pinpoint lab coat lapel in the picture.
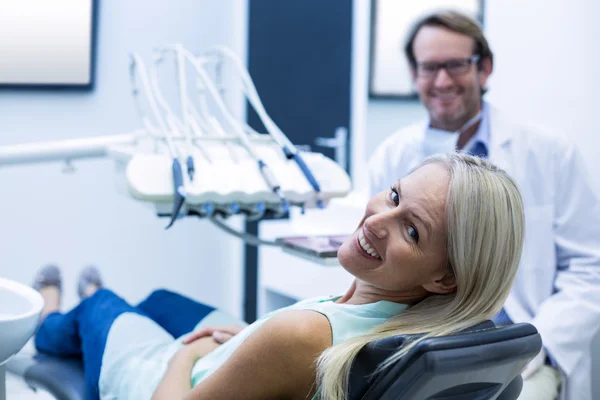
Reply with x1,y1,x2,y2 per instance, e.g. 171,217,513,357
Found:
487,105,515,176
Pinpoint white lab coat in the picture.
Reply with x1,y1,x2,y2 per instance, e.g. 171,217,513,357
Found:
368,104,600,400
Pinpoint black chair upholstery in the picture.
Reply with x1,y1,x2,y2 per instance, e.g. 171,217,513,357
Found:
7,353,84,400
348,321,541,400
7,321,540,400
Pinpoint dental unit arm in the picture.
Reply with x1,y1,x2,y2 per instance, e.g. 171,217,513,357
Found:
0,46,351,244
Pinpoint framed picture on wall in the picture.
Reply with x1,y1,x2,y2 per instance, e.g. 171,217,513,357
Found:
369,0,484,99
0,0,97,88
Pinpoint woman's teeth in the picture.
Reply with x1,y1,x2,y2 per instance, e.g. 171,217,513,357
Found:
358,230,381,259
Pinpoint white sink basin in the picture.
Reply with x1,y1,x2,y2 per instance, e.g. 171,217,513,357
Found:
0,277,43,365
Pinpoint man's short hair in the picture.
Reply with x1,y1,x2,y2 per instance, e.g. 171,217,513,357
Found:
404,10,494,70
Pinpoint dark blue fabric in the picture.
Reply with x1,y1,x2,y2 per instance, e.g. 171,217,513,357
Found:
468,141,489,158
136,289,215,338
492,307,514,326
34,289,215,400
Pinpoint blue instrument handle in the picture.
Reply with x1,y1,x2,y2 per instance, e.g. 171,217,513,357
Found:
186,155,195,181
166,159,186,229
291,152,321,194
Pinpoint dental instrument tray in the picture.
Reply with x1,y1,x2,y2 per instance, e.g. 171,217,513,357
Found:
119,139,351,216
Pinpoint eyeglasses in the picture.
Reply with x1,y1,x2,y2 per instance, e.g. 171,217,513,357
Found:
416,55,480,78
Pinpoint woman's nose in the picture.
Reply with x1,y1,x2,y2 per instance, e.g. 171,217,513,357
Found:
363,212,391,239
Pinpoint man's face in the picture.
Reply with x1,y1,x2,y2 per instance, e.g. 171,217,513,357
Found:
411,25,492,131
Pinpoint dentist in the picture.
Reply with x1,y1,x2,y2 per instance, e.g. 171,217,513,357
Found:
369,10,600,400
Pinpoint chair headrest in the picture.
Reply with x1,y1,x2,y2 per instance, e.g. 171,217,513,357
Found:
352,320,496,373
348,321,541,400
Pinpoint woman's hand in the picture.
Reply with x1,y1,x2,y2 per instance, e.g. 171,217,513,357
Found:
177,335,222,363
183,325,245,345
153,337,219,400
153,326,245,400
176,325,245,363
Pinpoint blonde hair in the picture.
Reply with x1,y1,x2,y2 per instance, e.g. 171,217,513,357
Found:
315,153,525,399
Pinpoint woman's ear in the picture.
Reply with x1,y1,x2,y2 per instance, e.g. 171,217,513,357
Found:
422,270,456,294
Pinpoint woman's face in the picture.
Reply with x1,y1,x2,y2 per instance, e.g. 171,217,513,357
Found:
337,163,453,298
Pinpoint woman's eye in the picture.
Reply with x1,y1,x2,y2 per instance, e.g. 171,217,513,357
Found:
390,187,399,205
390,187,418,243
408,225,419,243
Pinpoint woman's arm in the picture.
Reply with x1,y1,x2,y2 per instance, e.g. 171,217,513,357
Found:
152,337,221,400
185,310,332,400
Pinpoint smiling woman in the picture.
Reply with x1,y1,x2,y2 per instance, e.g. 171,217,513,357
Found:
30,152,524,400
338,162,451,301
317,153,524,399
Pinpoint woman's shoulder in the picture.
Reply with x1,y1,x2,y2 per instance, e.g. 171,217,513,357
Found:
265,309,333,348
236,310,332,398
187,310,333,400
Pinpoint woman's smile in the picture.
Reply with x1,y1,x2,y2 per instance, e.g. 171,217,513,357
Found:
354,228,382,262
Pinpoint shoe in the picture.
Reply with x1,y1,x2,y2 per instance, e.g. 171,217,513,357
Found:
32,264,62,293
77,265,104,300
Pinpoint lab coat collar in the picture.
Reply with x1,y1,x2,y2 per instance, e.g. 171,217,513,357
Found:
422,101,510,152
487,102,514,148
461,102,491,154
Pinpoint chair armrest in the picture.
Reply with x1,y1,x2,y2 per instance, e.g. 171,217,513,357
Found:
7,353,85,400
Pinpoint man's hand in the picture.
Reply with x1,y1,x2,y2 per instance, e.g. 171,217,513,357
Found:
183,325,245,345
522,348,547,379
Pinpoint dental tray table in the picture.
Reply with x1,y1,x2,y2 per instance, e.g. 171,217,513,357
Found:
276,234,349,266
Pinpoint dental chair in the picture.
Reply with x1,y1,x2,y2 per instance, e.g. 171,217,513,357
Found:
7,321,540,400
348,321,540,400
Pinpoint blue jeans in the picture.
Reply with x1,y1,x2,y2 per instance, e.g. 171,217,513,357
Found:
34,289,215,400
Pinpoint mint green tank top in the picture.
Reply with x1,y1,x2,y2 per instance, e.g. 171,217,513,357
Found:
190,295,407,390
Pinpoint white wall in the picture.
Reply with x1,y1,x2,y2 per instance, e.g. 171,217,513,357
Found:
485,0,600,192
0,0,248,317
